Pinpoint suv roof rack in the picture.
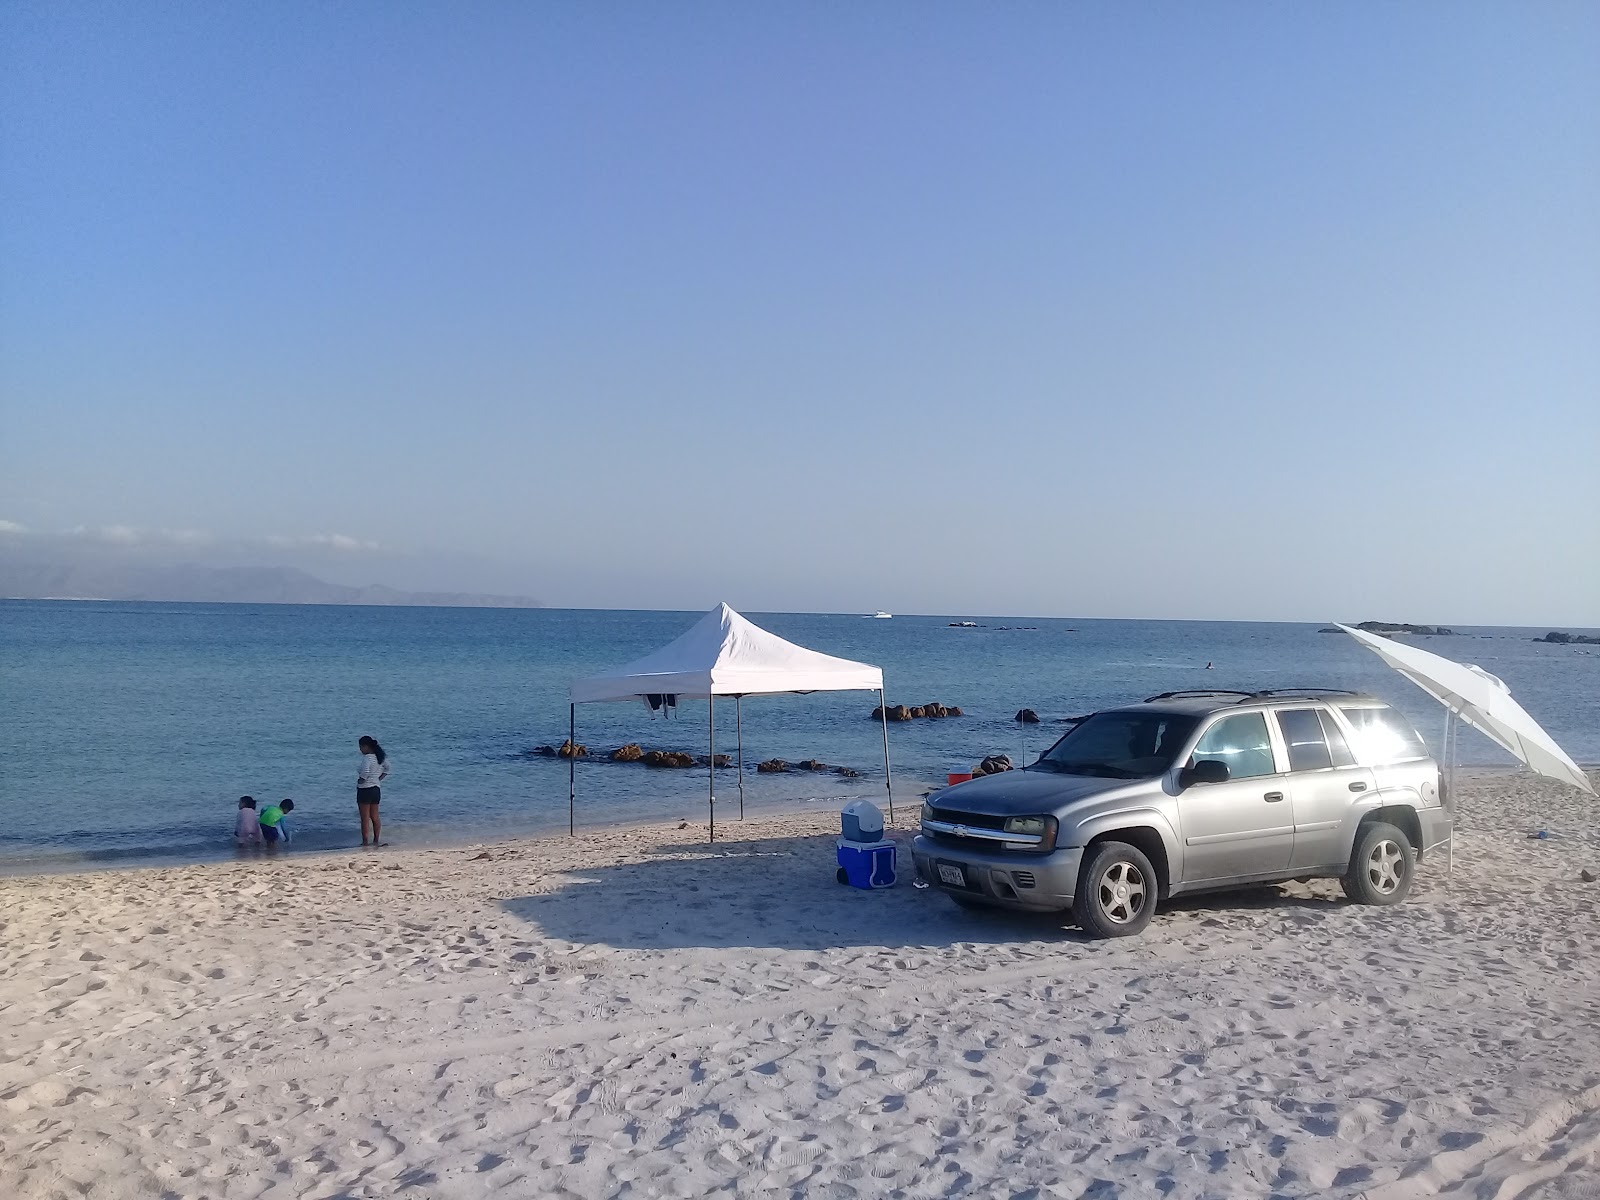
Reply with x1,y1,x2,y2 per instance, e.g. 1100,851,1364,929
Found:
1142,689,1255,702
1237,688,1364,703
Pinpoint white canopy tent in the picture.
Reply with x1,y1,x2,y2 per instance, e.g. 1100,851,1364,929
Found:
567,604,893,840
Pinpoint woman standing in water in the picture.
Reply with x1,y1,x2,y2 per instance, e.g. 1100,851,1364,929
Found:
356,735,389,846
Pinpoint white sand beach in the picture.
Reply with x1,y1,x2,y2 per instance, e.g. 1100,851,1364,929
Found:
4,768,1599,1199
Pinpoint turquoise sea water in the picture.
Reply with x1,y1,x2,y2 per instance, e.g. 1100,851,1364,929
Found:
2,601,1596,872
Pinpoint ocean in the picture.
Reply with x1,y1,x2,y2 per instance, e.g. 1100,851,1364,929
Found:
2,600,1595,873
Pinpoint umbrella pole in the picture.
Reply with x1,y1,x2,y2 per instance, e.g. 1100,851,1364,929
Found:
735,695,745,821
1448,709,1457,878
568,703,576,838
708,694,716,844
878,686,894,822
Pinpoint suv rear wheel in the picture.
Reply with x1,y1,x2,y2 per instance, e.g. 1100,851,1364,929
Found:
1342,821,1415,906
1074,841,1157,938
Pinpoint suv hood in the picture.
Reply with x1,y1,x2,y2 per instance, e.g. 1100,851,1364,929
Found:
930,768,1138,816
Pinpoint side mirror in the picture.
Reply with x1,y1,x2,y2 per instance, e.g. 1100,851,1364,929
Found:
1180,759,1230,788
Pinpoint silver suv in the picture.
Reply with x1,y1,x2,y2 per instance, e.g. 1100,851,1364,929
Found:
911,689,1450,938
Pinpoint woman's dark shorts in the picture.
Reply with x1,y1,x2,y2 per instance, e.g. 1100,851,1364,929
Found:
357,786,381,805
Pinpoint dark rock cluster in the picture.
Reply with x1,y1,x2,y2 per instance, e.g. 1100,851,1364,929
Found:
643,749,697,768
532,745,847,774
756,759,861,777
1536,631,1600,645
871,703,963,721
1015,709,1040,724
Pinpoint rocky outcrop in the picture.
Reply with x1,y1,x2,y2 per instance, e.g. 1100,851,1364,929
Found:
834,766,860,778
795,759,828,771
871,703,962,721
643,750,696,768
1015,709,1040,724
1354,621,1454,636
611,743,644,762
531,745,557,757
972,754,1013,777
1536,631,1600,645
757,759,788,774
557,740,587,759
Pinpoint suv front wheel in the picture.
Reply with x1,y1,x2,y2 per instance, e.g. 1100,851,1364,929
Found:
1074,841,1158,938
1342,821,1415,906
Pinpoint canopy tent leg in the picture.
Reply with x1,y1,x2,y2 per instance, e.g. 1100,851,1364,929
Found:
878,686,894,822
735,695,745,821
568,703,576,838
708,694,716,844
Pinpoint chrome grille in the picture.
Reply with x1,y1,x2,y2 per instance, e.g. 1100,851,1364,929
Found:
927,807,1006,830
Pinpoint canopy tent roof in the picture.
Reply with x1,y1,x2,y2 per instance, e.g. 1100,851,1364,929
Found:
570,603,884,704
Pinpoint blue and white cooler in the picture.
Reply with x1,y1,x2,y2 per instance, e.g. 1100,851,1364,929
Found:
836,800,896,889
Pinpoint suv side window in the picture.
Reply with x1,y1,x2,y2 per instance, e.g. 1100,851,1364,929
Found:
1276,708,1333,772
1318,709,1357,767
1340,706,1429,763
1190,712,1275,779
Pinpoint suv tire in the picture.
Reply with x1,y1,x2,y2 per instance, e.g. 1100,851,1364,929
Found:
1074,841,1157,938
1342,821,1415,906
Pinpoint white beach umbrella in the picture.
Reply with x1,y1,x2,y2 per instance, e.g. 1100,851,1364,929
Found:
1336,623,1595,795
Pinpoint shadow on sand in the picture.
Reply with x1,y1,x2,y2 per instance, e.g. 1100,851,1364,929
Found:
500,830,1344,952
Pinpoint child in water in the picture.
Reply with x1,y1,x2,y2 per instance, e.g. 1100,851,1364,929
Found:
235,796,263,845
259,799,295,845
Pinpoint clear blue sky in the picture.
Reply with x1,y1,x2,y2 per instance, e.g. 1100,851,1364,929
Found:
3,3,1597,623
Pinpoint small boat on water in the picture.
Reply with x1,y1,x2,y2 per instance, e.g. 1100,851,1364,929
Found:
868,611,893,619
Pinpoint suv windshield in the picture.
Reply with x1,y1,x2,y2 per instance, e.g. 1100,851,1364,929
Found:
1034,711,1198,779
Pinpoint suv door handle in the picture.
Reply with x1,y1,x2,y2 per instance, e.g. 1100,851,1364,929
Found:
1349,782,1368,792
1263,791,1285,802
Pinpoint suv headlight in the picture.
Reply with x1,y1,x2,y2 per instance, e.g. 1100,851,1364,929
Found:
1002,815,1058,851
920,802,935,824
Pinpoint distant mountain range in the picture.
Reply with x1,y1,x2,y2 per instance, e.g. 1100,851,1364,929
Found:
0,562,542,609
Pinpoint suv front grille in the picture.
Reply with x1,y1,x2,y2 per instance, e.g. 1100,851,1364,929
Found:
923,806,1036,853
926,807,1006,830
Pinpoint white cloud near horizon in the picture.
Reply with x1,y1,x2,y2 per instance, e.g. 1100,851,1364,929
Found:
2,522,382,555
64,524,216,547
263,533,382,552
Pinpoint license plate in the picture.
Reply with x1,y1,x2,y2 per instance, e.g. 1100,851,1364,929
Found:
937,864,966,887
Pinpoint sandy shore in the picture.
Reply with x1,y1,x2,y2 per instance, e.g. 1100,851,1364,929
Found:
4,768,1599,1199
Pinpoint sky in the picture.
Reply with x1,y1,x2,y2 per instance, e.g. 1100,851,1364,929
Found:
2,3,1597,624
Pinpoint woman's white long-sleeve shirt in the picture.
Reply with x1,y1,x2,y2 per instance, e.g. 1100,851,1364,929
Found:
357,753,389,788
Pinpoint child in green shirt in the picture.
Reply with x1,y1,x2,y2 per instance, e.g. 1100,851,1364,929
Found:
259,799,294,844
